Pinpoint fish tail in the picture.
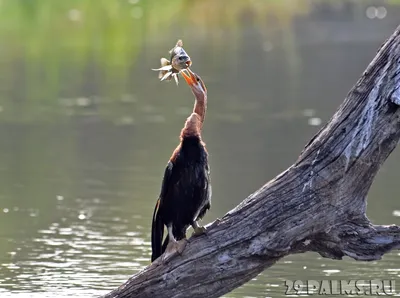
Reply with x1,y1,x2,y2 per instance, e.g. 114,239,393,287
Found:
151,199,164,262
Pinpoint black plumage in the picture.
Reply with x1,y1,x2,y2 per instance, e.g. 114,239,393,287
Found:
151,135,211,262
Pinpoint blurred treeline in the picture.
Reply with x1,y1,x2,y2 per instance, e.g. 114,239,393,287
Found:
0,0,396,122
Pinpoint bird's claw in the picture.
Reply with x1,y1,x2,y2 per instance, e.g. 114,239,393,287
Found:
161,239,187,263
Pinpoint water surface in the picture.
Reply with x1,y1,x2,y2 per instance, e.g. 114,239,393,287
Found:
1,1,400,297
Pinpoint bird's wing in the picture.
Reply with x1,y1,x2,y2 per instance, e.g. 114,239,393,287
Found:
197,165,212,220
159,161,174,204
151,161,174,262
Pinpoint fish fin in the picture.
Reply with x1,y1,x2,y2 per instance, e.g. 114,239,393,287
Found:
159,70,166,79
152,65,172,71
160,58,170,67
174,74,179,85
160,70,173,80
169,40,183,54
176,39,183,47
152,60,172,79
160,71,172,81
152,58,172,78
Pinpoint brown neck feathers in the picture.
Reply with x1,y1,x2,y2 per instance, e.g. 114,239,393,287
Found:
180,87,207,139
180,113,201,139
193,94,207,130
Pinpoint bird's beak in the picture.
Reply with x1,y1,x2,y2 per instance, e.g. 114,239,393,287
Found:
181,68,196,86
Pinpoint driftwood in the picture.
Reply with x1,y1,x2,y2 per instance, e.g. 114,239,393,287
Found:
102,25,400,298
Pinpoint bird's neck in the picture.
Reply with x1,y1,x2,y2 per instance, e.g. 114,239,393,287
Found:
180,93,207,139
180,114,201,139
193,94,207,129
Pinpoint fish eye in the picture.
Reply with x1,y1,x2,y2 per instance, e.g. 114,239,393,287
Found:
196,77,200,82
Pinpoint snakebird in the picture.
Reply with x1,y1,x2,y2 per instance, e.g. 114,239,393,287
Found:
151,69,211,262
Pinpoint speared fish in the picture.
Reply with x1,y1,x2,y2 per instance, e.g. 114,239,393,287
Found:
152,39,192,85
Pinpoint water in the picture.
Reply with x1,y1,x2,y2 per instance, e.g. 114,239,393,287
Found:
1,1,400,297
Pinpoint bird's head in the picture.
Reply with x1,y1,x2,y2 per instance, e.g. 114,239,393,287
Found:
181,68,207,98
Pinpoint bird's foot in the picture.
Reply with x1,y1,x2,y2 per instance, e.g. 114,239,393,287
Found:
161,239,187,263
191,226,207,237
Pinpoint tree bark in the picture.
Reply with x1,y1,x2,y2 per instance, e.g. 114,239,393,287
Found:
102,25,400,298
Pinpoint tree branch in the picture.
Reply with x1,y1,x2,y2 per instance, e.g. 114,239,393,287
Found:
101,25,400,298
291,219,400,261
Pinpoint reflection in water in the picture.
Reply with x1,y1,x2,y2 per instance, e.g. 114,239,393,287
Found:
0,198,148,297
1,1,400,298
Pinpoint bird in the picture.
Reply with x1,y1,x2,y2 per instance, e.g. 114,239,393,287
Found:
151,68,211,263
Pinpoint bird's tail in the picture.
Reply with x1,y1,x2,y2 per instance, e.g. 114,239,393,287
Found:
151,199,164,262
